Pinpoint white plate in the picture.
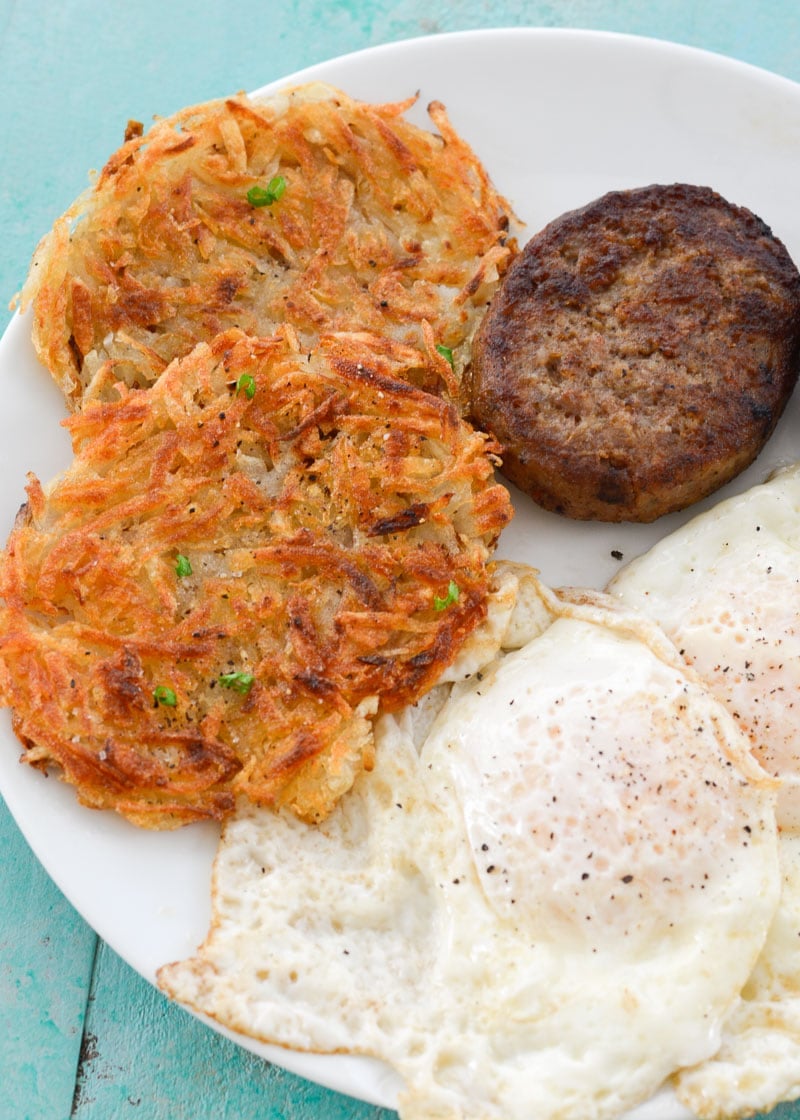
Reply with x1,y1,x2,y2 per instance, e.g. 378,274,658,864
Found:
2,26,800,1118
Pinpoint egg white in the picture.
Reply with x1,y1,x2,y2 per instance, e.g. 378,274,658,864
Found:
609,462,800,1118
675,833,800,1119
608,462,800,829
159,578,779,1120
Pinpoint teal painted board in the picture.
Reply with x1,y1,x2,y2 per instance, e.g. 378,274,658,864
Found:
72,943,390,1120
0,801,96,1120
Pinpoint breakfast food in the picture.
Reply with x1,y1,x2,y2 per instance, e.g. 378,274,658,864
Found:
159,579,780,1120
9,62,800,1118
4,81,519,828
674,831,800,1120
19,82,516,408
608,461,800,827
0,328,512,828
608,463,800,1118
469,183,800,522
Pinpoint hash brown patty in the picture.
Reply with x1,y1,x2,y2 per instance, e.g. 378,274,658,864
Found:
469,183,800,522
0,329,512,828
20,83,515,408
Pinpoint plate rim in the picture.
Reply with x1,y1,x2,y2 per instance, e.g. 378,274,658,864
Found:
250,25,800,99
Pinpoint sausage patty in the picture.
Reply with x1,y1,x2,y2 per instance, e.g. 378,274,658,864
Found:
469,183,800,522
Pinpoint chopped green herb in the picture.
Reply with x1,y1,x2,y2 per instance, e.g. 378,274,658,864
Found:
436,343,455,369
175,553,193,578
235,372,256,399
247,185,271,206
268,174,287,199
153,685,178,707
433,580,460,611
219,670,255,694
246,175,287,207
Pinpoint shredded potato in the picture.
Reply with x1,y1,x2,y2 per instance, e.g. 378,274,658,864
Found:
20,82,516,408
0,329,512,828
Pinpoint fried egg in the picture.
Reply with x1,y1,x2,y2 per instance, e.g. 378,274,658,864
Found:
609,462,800,829
609,462,800,1118
159,578,779,1120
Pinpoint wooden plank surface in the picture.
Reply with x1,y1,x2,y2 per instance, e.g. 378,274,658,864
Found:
2,1,800,1118
70,943,387,1120
0,805,96,1119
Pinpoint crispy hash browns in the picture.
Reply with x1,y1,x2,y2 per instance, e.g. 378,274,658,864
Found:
0,329,512,828
19,82,516,409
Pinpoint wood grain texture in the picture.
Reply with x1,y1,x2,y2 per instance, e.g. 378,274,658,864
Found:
71,943,388,1120
0,802,96,1119
2,1,800,1118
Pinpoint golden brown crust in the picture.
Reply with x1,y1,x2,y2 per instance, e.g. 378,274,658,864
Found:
469,183,800,522
20,83,516,409
0,330,512,828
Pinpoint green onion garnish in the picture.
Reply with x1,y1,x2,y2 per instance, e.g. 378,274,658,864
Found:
219,670,255,694
436,343,455,369
153,685,178,707
175,554,193,578
433,580,460,611
246,175,287,207
235,373,256,399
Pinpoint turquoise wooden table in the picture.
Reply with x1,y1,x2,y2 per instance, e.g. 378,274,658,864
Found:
2,2,800,1118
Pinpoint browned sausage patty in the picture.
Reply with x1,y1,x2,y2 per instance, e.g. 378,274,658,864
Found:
469,183,800,522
